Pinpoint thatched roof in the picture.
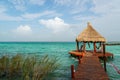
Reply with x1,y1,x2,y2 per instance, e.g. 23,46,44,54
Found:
76,22,106,42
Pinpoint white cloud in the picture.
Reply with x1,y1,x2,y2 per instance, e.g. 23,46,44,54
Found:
70,0,93,14
22,13,44,19
72,14,120,41
73,0,120,21
29,0,46,6
54,0,92,14
0,5,7,13
0,5,22,21
92,13,120,41
22,11,61,20
73,15,96,21
91,0,120,15
0,14,22,21
14,25,32,35
39,17,70,33
71,0,120,41
8,0,26,11
8,0,46,11
0,8,61,21
54,0,71,6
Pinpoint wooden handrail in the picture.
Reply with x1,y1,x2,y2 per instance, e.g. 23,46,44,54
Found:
105,43,120,45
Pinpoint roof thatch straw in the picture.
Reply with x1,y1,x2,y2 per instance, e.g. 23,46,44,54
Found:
76,22,106,42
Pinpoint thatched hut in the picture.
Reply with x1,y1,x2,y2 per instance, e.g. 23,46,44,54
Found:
76,22,106,53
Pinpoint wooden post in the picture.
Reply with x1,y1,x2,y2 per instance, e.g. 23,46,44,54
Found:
83,42,86,53
103,44,107,72
76,41,79,51
94,42,96,53
71,65,75,79
111,53,114,59
78,56,81,64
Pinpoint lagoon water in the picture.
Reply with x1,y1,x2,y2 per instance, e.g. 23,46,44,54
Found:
0,42,120,80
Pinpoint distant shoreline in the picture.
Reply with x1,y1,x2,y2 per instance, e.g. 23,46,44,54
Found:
0,41,75,43
0,41,120,43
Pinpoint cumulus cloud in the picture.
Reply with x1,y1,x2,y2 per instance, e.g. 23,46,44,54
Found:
15,25,32,35
39,17,70,33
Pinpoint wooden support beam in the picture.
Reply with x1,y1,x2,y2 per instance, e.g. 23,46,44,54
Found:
83,42,86,53
71,65,75,79
94,42,96,53
78,56,81,64
103,44,107,72
76,41,79,51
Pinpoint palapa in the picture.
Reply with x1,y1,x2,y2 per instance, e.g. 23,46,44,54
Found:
76,22,106,42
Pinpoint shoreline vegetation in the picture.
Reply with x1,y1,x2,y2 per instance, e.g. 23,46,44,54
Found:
0,54,60,80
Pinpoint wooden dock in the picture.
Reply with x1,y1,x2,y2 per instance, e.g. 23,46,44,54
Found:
69,50,113,58
71,52,109,80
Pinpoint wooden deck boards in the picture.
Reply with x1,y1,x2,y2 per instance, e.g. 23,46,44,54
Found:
69,50,113,58
73,55,109,80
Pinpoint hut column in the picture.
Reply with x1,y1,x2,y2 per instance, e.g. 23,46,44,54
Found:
94,42,96,53
76,41,79,51
103,44,107,72
83,42,86,53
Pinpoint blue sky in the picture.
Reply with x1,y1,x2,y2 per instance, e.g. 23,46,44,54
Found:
0,0,120,41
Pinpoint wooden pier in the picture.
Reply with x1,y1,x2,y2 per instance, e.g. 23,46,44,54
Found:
69,50,113,58
71,52,110,80
69,23,114,80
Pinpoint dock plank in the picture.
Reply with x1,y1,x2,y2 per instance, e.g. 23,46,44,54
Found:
73,56,109,80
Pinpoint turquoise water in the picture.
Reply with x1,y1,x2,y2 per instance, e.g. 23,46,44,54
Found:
0,42,120,80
